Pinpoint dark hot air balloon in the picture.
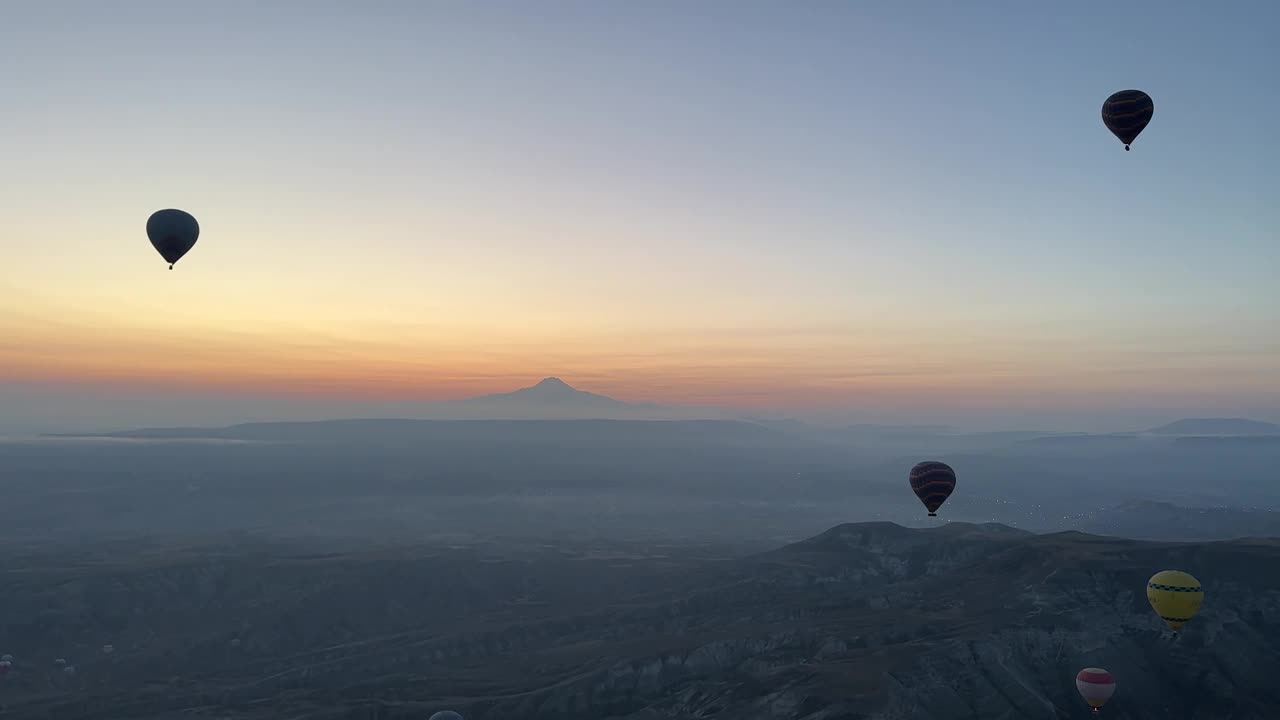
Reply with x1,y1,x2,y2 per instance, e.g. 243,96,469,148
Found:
909,461,955,517
146,209,200,269
1102,90,1154,151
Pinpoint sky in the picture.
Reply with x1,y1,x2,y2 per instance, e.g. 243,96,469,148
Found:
2,0,1278,433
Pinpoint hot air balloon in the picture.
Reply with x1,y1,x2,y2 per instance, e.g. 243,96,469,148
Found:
1147,570,1203,631
1102,90,1154,151
429,712,464,720
146,209,200,269
909,461,956,517
1076,667,1116,714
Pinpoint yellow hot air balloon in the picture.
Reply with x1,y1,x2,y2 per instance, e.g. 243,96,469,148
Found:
1146,570,1203,632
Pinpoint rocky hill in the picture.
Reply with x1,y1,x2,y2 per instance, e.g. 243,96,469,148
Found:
0,524,1277,719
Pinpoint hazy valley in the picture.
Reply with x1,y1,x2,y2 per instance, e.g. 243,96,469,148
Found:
2,379,1279,718
1,524,1277,719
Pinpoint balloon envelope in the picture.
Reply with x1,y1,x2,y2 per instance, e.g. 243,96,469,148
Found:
909,461,956,516
146,209,200,268
1147,570,1203,631
1076,667,1116,710
429,713,464,720
1101,90,1154,150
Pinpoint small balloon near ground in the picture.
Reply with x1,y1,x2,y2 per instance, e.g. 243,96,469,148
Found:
1146,570,1203,632
909,461,956,517
1076,667,1116,713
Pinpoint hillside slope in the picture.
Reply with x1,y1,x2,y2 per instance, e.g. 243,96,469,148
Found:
0,525,1276,719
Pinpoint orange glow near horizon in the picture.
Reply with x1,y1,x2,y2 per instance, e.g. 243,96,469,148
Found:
2,2,1279,431
5,289,1277,411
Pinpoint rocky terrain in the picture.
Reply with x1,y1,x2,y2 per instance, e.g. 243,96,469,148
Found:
0,523,1277,719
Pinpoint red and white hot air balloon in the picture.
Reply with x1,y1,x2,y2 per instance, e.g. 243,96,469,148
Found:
1076,667,1116,714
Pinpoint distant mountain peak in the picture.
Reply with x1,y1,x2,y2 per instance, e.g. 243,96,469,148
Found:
402,377,688,420
518,377,596,399
464,377,628,409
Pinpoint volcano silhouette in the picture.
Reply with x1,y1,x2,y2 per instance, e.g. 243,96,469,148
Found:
465,377,631,409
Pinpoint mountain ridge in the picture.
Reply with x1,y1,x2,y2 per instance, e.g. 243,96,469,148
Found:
47,416,791,447
33,378,1280,440
1144,417,1280,436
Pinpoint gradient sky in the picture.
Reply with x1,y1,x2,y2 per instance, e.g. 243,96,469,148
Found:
2,1,1278,432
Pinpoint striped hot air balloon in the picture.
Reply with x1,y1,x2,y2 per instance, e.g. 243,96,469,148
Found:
1076,667,1116,714
908,461,956,517
1147,570,1203,632
1102,90,1154,150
